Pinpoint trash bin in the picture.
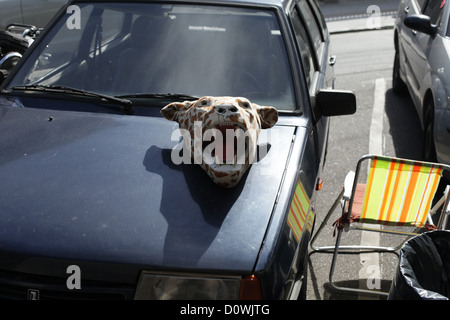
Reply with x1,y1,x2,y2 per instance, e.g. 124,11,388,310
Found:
388,230,450,300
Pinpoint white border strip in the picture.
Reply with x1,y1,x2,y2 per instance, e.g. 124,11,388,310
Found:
358,78,385,299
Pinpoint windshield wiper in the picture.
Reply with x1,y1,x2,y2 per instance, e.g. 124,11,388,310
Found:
11,85,134,114
117,92,200,102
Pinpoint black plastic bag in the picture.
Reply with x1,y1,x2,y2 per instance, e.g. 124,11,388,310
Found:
388,230,450,300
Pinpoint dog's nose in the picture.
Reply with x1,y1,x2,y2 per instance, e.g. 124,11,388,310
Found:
216,104,238,115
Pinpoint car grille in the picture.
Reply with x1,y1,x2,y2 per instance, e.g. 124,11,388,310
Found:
0,269,135,300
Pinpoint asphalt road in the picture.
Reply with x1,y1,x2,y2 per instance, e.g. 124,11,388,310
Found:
306,27,426,300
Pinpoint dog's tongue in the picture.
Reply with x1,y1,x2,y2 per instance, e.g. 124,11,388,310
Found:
216,139,235,163
215,125,236,164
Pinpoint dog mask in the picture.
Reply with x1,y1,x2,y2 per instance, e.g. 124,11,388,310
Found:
161,96,278,188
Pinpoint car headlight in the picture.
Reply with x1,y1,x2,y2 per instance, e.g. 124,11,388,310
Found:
134,272,262,300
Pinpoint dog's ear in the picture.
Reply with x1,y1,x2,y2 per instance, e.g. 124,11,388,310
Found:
161,101,192,122
254,104,278,129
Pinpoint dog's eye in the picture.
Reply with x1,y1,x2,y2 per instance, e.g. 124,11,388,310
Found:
240,101,251,109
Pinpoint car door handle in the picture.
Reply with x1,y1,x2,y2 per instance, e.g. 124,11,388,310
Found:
329,55,336,66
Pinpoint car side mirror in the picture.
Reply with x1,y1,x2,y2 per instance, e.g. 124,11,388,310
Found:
404,14,437,36
314,89,356,119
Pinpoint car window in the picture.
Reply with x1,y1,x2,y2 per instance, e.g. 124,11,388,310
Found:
290,7,316,87
309,0,327,37
423,0,444,24
7,3,297,111
297,0,323,55
416,0,428,11
87,9,128,51
447,11,450,36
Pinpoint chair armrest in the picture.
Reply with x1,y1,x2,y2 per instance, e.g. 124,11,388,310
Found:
343,171,355,200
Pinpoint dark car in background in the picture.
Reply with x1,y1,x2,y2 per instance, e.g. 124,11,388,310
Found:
0,0,67,78
0,0,355,299
0,0,67,30
393,0,450,165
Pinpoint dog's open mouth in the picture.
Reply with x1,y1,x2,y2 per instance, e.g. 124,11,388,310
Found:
202,122,252,169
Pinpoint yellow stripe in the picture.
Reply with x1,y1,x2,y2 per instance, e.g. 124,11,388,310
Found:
360,158,379,221
287,210,302,241
287,180,310,242
305,210,315,233
359,157,442,227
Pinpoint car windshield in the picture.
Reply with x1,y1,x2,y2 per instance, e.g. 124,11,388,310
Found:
6,3,297,111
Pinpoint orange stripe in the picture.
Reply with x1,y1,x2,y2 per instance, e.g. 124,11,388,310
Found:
288,209,302,240
416,167,441,226
296,183,309,213
290,213,304,235
288,197,302,229
379,161,403,221
391,161,409,223
287,182,311,241
299,182,310,205
293,191,307,221
291,196,301,221
361,158,377,219
290,202,304,228
398,164,421,224
376,160,397,223
361,157,443,227
306,213,314,229
287,208,300,235
414,165,432,225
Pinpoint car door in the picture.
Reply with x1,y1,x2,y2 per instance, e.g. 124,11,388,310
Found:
292,0,332,175
403,0,443,104
399,0,424,100
290,0,328,159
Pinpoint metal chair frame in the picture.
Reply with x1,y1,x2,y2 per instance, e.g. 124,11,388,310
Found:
310,154,450,297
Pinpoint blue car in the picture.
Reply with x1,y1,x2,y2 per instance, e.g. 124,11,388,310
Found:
0,0,355,299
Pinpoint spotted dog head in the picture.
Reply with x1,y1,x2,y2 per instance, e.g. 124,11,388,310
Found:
161,96,278,188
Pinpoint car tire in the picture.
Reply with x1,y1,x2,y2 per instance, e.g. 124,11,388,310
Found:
423,98,437,162
392,49,406,94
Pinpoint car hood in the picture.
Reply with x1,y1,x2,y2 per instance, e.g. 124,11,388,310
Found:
0,105,296,275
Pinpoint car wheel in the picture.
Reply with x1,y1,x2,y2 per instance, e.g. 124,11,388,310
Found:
0,54,22,73
392,49,406,94
423,98,437,162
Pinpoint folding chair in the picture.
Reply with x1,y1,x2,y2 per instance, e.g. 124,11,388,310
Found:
310,154,450,297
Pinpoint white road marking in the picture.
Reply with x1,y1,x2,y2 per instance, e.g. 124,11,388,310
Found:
358,78,385,299
369,78,385,155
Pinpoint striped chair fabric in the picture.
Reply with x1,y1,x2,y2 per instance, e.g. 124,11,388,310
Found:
349,155,444,228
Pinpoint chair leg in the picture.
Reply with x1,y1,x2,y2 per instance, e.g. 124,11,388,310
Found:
328,227,390,298
437,185,450,230
310,186,401,297
310,188,344,253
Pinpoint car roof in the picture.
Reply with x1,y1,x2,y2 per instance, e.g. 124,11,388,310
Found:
70,0,294,11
